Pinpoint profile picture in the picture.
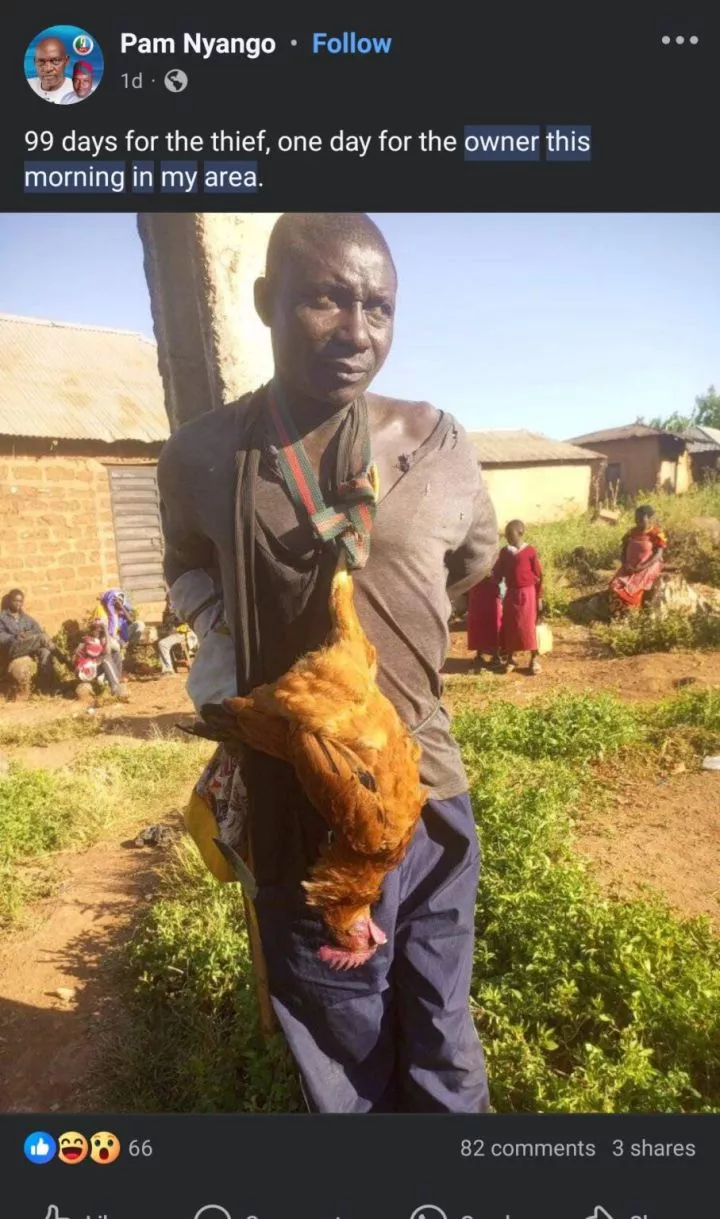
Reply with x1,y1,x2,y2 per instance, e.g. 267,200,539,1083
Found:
24,25,103,104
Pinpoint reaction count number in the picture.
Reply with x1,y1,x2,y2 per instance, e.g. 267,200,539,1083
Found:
128,1139,153,1155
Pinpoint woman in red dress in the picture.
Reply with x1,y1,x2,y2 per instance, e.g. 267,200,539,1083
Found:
493,520,544,675
609,505,667,617
467,575,503,670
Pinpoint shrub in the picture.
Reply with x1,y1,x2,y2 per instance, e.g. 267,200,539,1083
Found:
0,739,210,925
107,843,303,1113
469,752,720,1112
592,610,720,656
108,692,720,1114
453,691,640,764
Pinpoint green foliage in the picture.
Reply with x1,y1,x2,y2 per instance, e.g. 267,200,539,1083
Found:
529,482,720,612
0,738,210,926
651,686,720,732
593,610,720,657
52,617,86,658
106,843,303,1113
472,756,720,1111
646,385,720,433
647,687,720,757
454,691,640,764
0,714,101,749
109,690,720,1114
463,690,720,1113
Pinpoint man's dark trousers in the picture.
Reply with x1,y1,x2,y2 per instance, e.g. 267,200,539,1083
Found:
255,791,490,1113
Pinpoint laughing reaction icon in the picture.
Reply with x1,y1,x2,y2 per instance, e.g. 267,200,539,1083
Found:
58,1132,88,1164
89,1132,120,1164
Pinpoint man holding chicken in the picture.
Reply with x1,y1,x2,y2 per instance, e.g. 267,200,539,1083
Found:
158,212,497,1113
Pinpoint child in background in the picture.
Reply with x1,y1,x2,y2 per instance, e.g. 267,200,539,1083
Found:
467,575,503,671
72,620,127,698
493,519,544,675
609,504,667,617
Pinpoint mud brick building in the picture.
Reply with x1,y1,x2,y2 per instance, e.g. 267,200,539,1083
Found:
570,423,692,500
0,314,171,632
468,430,605,527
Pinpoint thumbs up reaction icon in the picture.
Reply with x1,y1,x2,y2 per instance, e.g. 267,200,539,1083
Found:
44,1207,70,1219
23,1132,57,1164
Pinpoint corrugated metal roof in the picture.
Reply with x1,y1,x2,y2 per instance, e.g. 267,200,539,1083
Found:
0,313,170,443
468,429,604,465
682,425,720,452
569,423,686,444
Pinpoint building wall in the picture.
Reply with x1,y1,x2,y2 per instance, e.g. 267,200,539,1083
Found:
0,454,163,634
581,437,691,499
581,436,662,498
674,450,692,494
480,462,594,527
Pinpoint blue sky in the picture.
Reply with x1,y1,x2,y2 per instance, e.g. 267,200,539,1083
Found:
0,212,717,438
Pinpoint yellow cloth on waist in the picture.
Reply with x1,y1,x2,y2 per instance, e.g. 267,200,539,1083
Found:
184,787,236,882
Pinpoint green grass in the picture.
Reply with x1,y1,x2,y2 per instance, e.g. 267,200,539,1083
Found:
646,686,720,760
652,686,720,733
468,757,719,1112
105,689,719,1114
592,609,720,657
453,690,640,766
104,842,303,1113
0,714,102,749
0,738,211,926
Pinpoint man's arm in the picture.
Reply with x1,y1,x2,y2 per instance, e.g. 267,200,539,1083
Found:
446,475,499,603
156,431,228,640
157,437,218,587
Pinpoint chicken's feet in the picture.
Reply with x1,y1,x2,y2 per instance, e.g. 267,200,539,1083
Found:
317,916,387,970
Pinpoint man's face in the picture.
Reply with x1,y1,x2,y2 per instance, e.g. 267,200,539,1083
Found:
34,39,69,90
9,593,24,614
261,238,396,410
73,70,92,97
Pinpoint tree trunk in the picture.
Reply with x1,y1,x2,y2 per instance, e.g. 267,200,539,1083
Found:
138,212,280,1039
137,213,281,430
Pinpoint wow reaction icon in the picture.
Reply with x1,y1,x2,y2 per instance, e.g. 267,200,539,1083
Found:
89,1131,121,1163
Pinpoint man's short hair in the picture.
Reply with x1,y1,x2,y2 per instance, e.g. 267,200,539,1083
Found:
265,213,396,286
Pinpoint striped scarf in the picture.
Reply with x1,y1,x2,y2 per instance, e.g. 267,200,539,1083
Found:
266,384,377,570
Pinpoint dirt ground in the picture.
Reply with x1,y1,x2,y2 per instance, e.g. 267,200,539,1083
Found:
0,813,178,1111
446,620,720,928
575,769,720,924
0,671,196,741
445,618,720,704
0,673,194,1111
0,633,718,1110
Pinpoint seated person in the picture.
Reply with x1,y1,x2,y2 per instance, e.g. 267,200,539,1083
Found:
609,505,667,616
157,594,197,674
72,620,127,699
0,588,69,694
91,588,145,671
